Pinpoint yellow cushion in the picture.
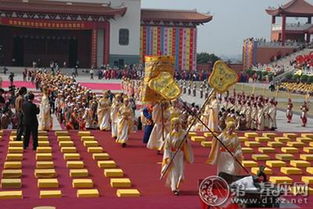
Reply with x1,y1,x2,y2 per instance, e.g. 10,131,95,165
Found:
266,160,286,168
6,154,23,161
40,190,62,199
78,131,91,136
244,132,258,138
191,136,205,142
38,131,48,136
204,132,212,137
34,169,57,178
38,141,50,147
2,169,22,178
70,169,89,178
296,137,313,143
269,176,293,184
251,167,272,175
267,142,284,148
258,147,275,153
281,147,298,153
59,141,74,147
0,191,23,199
38,179,59,188
116,189,140,197
64,153,80,160
188,132,197,137
255,137,270,142
110,178,131,188
287,141,305,148
72,179,93,188
37,147,52,153
55,131,69,136
67,161,84,169
262,133,276,138
36,161,54,169
1,179,22,188
92,153,110,160
274,137,290,143
244,141,260,147
306,167,313,174
251,154,270,161
275,154,294,161
200,141,212,147
301,133,313,139
8,147,23,153
80,136,95,142
300,154,313,161
283,133,298,139
4,161,22,169
8,141,23,147
242,147,254,154
97,161,117,168
303,147,313,153
83,141,99,147
61,147,77,153
57,136,71,141
290,160,311,168
36,153,53,161
87,147,103,153
238,137,248,142
77,189,99,198
302,176,313,184
242,160,258,167
104,169,124,177
38,136,48,141
280,167,302,175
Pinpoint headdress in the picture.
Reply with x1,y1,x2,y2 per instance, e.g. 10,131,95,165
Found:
225,117,236,129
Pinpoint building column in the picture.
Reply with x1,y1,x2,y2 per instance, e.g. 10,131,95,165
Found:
91,28,97,68
308,17,312,24
272,16,276,24
307,33,311,43
281,15,286,46
104,22,110,65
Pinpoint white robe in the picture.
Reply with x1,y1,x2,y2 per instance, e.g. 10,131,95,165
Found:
38,94,52,131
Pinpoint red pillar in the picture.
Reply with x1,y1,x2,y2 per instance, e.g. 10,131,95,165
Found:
91,28,97,68
281,15,286,46
104,22,110,65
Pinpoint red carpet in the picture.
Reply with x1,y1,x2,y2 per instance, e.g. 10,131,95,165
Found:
79,82,121,91
1,130,313,209
2,81,35,89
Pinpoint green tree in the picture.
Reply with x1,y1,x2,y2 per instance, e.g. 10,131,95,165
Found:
197,52,220,65
300,75,309,83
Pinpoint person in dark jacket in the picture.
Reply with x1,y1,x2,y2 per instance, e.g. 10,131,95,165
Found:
22,93,40,150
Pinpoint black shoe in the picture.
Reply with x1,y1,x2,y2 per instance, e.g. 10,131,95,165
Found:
122,143,126,148
173,191,179,196
23,146,28,150
33,147,37,151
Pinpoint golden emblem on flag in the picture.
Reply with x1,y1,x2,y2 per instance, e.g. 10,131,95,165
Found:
208,60,238,93
149,72,181,100
142,56,181,102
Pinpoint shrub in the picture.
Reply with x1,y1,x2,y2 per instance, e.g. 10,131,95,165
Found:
300,75,309,83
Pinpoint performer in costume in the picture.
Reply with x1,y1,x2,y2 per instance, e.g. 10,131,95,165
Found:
207,93,219,131
161,117,194,195
257,103,265,131
268,100,277,130
286,98,293,123
207,117,243,175
116,97,134,147
38,88,53,131
141,105,154,144
147,102,171,152
300,101,309,127
111,94,123,138
97,90,111,131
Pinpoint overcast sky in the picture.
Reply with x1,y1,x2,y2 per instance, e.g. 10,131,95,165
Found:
142,0,313,58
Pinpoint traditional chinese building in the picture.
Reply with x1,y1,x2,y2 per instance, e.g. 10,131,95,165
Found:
0,0,211,70
243,0,313,69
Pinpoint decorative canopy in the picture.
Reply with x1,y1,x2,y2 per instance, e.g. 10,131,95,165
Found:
0,0,127,17
141,9,212,24
266,0,313,17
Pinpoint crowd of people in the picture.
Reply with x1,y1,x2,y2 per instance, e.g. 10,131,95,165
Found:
279,82,313,95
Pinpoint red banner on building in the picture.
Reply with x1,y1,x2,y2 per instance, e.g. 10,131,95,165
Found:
0,17,105,30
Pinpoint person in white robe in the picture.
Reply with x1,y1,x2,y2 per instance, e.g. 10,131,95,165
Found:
97,91,111,131
268,100,277,130
161,117,194,195
207,117,242,175
147,102,171,151
111,94,122,138
38,88,53,131
207,95,219,132
116,97,134,147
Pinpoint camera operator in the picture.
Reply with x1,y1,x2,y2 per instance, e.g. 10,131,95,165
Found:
9,72,14,87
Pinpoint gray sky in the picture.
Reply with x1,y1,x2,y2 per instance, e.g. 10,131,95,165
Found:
142,0,313,58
